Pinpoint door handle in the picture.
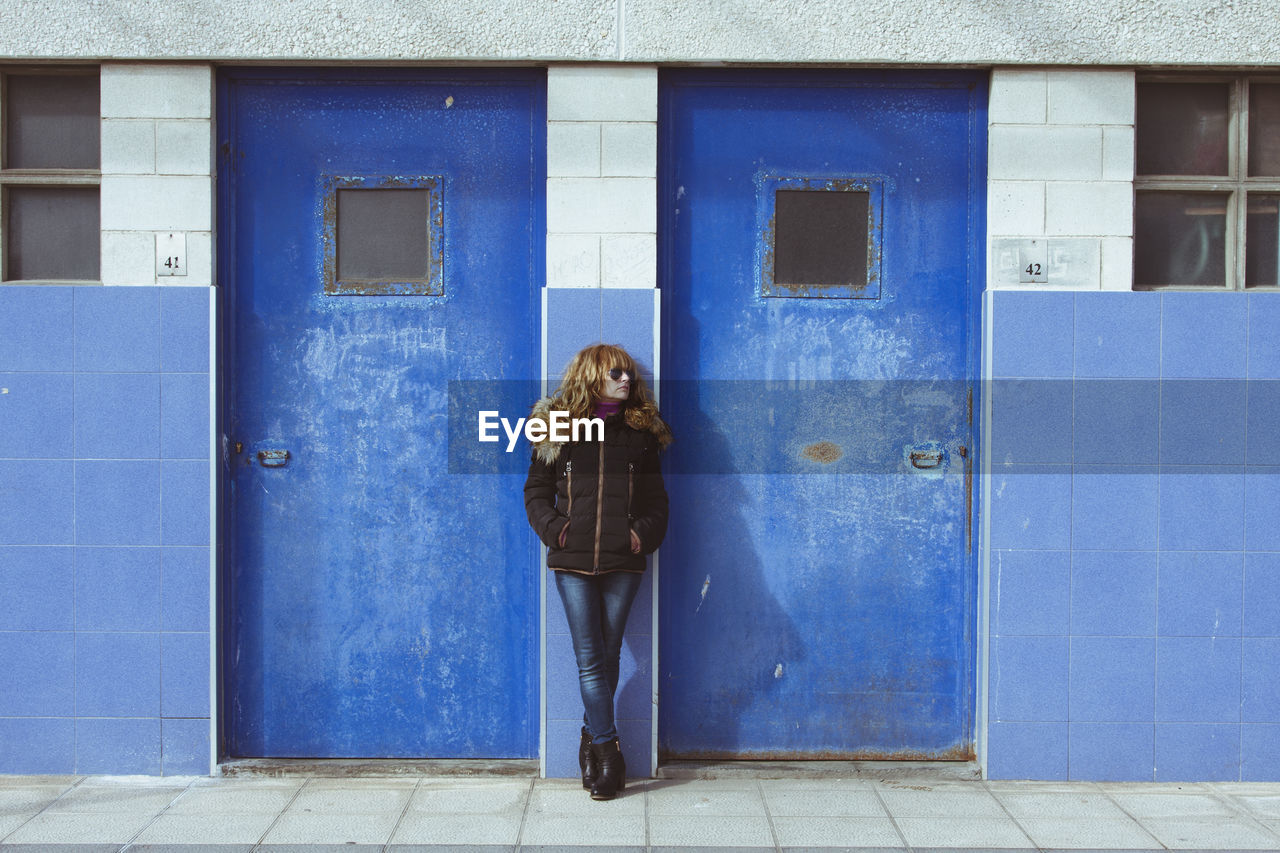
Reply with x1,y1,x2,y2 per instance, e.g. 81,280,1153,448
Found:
910,449,943,469
257,449,290,468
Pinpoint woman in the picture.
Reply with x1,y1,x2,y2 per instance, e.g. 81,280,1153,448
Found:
524,344,671,800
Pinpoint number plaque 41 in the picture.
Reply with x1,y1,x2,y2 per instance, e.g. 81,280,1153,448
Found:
156,232,187,277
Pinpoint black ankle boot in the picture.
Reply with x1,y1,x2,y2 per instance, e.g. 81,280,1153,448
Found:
579,728,598,790
589,739,626,800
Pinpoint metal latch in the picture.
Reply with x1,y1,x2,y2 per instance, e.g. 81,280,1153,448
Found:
257,449,290,468
910,449,943,469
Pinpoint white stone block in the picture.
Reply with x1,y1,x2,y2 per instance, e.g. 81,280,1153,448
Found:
102,64,213,119
548,66,657,123
989,69,1047,124
101,175,212,231
179,231,213,286
601,234,656,288
1048,70,1135,125
1102,126,1135,181
601,123,656,178
101,120,154,174
988,181,1045,236
548,123,601,177
1100,236,1134,291
1045,182,1133,237
989,125,1102,181
156,121,213,175
101,231,155,286
547,234,600,288
547,178,656,234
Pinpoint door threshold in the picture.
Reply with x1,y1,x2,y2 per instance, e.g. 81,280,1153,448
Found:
656,759,981,782
218,758,539,778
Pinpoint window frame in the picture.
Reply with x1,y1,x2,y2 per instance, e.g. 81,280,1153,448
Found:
1135,72,1280,291
0,65,102,285
757,174,885,300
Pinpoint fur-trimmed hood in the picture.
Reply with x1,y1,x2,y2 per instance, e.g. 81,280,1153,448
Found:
528,396,672,465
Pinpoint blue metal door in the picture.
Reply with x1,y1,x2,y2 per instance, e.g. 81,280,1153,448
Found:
659,70,985,759
218,69,544,758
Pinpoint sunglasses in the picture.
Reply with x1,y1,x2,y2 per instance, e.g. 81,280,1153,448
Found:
607,368,633,381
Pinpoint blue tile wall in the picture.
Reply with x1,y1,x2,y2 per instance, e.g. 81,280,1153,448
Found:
989,291,1279,781
76,632,161,717
76,718,162,775
992,291,1074,378
76,547,162,631
989,465,1072,550
0,373,73,458
74,287,161,372
1158,467,1245,551
161,633,210,718
1242,725,1280,781
0,631,74,716
1072,380,1159,465
987,722,1068,780
0,286,213,775
74,373,161,459
162,547,209,632
1160,379,1246,466
991,636,1068,721
1070,466,1158,551
0,460,74,545
0,287,73,372
0,718,76,774
1157,551,1243,637
162,718,210,775
1074,293,1161,379
1068,723,1155,781
160,288,210,373
1161,293,1247,379
1246,473,1280,552
1247,382,1280,465
0,547,74,631
992,550,1069,636
75,460,162,546
161,373,210,459
1243,553,1280,638
1070,551,1156,636
543,288,657,778
1156,638,1241,722
1156,724,1241,782
1242,639,1280,723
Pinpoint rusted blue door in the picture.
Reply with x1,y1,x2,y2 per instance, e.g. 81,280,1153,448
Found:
659,70,985,758
219,69,543,758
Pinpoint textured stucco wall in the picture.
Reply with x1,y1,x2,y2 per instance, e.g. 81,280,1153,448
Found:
4,0,1280,63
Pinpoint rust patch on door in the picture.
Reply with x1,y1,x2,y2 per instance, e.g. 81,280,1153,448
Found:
801,440,843,464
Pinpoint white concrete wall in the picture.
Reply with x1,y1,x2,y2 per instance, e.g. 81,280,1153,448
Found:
5,0,1280,64
988,69,1135,291
546,66,657,289
100,64,214,287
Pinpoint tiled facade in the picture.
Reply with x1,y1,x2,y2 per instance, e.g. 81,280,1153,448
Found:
0,57,1276,781
0,286,212,774
986,291,1280,781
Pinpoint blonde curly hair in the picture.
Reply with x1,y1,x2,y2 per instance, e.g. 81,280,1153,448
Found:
549,343,659,422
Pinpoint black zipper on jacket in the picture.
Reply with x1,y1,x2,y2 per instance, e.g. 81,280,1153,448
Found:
564,460,573,540
592,441,605,573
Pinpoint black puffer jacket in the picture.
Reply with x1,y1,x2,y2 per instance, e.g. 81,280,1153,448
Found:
523,398,670,574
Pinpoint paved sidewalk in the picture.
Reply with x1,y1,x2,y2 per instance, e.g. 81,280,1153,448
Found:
2,773,1280,851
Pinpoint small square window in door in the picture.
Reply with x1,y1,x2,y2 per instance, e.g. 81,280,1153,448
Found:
321,175,443,295
759,176,883,299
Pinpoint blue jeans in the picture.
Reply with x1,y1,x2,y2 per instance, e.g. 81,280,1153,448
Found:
554,570,643,745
